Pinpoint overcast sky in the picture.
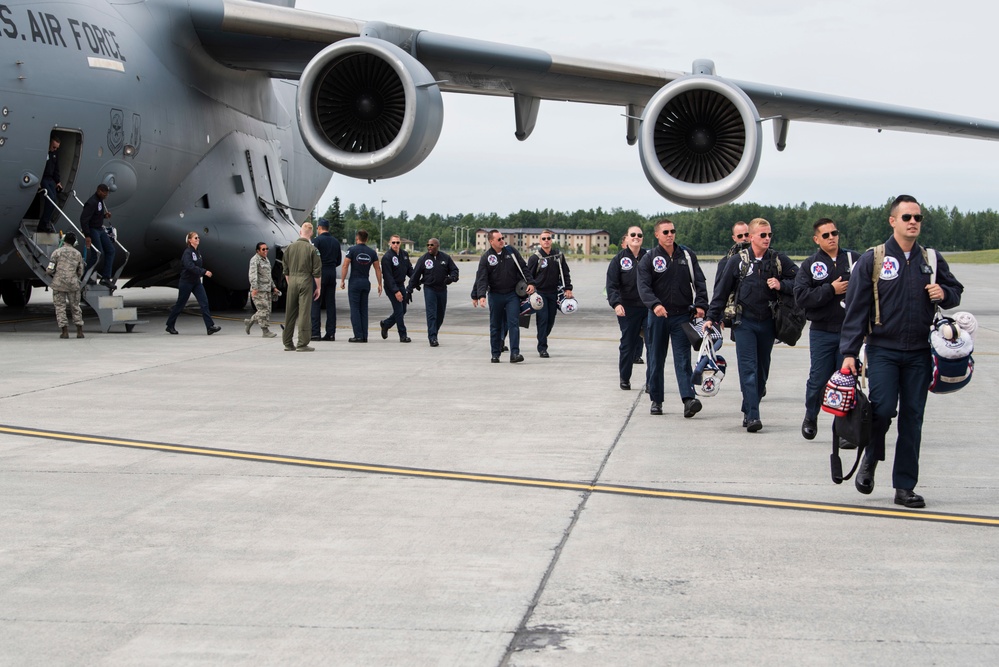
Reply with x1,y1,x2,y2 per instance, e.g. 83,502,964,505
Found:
295,0,999,219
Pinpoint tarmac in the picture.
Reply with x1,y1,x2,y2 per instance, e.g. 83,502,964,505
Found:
2,259,997,666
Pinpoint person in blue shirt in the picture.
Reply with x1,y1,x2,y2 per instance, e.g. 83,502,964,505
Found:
339,229,382,342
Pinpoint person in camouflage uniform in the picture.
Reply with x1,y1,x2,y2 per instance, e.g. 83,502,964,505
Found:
47,232,85,338
245,242,279,338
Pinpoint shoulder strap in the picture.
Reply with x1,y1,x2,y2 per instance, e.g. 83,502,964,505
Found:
871,244,885,326
682,247,695,287
924,246,936,283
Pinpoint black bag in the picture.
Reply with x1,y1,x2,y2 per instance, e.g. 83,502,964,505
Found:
830,388,872,484
771,292,806,346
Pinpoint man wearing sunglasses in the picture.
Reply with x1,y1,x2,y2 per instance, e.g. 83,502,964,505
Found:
474,229,535,363
407,237,459,346
245,242,280,338
379,234,414,343
793,218,860,441
714,221,751,292
527,229,573,358
607,226,648,390
704,218,797,432
840,195,963,509
637,219,709,417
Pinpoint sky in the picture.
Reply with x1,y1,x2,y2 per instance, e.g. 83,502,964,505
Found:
295,0,999,219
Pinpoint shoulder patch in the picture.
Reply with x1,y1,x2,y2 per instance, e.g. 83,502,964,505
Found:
879,256,901,281
619,257,633,271
810,261,829,280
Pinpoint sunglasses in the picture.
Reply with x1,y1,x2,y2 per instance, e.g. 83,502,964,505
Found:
757,232,772,238
540,236,552,240
259,247,269,251
900,214,923,222
629,232,643,238
820,230,840,239
427,244,437,247
734,233,748,239
390,241,400,244
661,229,676,235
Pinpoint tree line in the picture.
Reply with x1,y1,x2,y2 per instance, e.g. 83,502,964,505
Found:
316,198,999,255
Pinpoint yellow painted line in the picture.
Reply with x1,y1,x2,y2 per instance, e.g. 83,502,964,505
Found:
2,424,997,527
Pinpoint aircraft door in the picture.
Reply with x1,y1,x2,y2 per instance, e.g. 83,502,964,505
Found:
23,129,83,224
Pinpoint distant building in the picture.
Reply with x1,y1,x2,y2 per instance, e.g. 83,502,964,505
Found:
474,228,610,255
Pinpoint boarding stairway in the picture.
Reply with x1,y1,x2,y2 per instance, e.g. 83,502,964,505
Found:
13,190,147,333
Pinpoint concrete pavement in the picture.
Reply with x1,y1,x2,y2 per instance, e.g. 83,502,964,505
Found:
2,261,997,665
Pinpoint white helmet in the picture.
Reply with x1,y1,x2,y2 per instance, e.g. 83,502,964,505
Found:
559,297,579,315
529,293,544,310
696,368,725,397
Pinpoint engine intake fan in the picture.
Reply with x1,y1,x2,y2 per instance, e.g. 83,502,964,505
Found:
639,76,762,208
297,37,444,179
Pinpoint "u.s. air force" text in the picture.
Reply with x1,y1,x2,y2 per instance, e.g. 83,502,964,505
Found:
0,5,125,62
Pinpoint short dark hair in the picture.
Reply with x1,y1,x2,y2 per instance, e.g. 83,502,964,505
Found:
255,242,267,252
890,194,919,216
63,232,77,246
488,229,501,240
813,217,836,232
356,229,368,242
96,184,110,194
654,218,674,232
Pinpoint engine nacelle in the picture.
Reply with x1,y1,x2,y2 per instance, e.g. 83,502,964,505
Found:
297,37,444,179
638,76,762,208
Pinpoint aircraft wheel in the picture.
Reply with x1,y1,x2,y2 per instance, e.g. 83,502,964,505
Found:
0,280,32,308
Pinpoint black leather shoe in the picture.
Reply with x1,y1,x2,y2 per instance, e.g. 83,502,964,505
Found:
742,416,749,428
620,381,631,391
746,419,763,433
207,325,221,335
855,453,877,495
490,356,500,363
650,402,663,415
894,488,926,508
801,417,817,440
348,337,364,343
380,321,389,339
502,344,509,352
321,333,335,341
510,353,524,363
430,338,439,347
165,327,178,335
683,398,702,418
400,336,412,343
634,357,644,365
539,351,550,358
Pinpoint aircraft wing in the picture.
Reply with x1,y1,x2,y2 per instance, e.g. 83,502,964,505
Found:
192,0,999,207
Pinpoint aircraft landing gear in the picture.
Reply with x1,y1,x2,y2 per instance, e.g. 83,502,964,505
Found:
0,280,33,308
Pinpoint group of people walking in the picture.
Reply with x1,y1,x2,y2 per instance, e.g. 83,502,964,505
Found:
605,195,963,508
47,197,963,508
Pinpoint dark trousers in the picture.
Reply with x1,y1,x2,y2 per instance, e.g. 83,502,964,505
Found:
311,267,337,338
86,227,116,280
535,292,558,352
866,345,933,491
165,281,215,330
424,288,447,339
348,281,370,339
646,313,694,404
488,292,520,357
617,305,647,383
39,179,58,228
384,290,408,337
734,316,776,420
805,328,844,420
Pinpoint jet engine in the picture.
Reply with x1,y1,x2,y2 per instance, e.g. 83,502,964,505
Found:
638,76,762,208
297,37,444,179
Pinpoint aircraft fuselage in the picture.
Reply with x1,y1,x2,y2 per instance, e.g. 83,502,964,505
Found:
0,0,332,294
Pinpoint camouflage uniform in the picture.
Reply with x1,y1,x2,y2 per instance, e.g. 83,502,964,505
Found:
47,244,84,329
247,251,276,335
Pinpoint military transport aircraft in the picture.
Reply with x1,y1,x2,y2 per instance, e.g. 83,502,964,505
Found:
3,0,999,312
